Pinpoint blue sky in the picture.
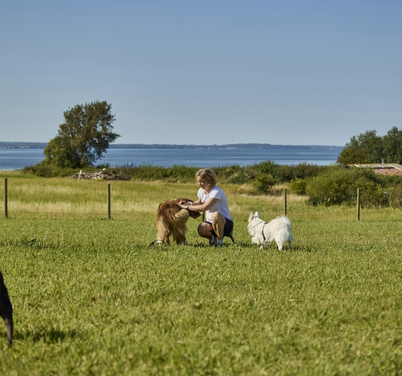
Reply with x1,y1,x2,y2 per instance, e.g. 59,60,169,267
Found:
1,0,401,146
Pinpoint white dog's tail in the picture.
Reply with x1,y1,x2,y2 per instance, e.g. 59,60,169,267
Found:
274,216,293,250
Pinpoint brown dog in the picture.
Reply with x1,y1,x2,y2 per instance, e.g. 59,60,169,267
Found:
0,271,13,346
156,198,200,245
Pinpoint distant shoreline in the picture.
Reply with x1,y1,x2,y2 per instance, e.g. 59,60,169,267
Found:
0,142,343,150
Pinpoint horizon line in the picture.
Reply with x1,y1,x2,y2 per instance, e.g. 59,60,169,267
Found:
0,141,344,148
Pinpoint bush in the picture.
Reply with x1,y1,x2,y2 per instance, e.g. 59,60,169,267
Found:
277,163,325,183
228,171,247,184
114,165,198,182
305,167,384,206
359,183,388,208
21,157,327,186
289,179,307,195
254,160,280,177
22,162,76,178
253,174,275,194
215,165,243,181
386,185,402,209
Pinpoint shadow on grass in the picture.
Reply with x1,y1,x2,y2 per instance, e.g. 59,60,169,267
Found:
15,328,80,343
147,240,314,252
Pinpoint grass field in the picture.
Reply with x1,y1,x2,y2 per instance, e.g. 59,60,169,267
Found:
1,176,402,375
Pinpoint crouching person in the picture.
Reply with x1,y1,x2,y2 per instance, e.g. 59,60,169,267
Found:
180,168,234,246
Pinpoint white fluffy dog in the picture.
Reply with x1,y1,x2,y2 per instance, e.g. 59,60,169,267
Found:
248,211,294,250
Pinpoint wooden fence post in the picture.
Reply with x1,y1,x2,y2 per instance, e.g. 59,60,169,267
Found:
357,188,360,221
107,184,111,219
4,178,7,218
284,188,287,216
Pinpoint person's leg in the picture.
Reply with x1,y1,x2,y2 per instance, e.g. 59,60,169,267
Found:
224,220,234,243
198,214,230,246
198,221,218,245
211,212,226,245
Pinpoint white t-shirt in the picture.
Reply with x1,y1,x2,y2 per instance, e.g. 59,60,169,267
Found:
197,185,233,222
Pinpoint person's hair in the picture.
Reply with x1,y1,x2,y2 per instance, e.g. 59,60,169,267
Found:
195,168,217,186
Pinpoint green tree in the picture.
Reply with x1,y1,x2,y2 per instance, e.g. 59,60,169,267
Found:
43,101,120,168
336,142,371,165
337,130,383,165
383,127,402,164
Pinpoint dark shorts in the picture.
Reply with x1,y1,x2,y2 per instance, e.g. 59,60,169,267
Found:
206,218,234,237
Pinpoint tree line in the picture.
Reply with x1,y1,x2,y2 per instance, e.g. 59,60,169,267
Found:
337,127,402,165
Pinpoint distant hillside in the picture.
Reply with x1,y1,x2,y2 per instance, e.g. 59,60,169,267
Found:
0,142,343,150
109,143,343,150
0,142,48,149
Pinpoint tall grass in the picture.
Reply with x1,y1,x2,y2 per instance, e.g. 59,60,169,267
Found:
2,177,307,220
0,176,402,374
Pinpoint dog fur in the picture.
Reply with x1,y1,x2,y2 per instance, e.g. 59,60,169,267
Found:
156,198,200,245
0,271,13,346
248,211,294,250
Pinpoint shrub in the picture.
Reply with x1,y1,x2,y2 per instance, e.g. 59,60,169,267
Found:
215,165,243,181
305,167,384,206
116,165,198,182
20,155,330,186
253,174,275,194
23,162,76,178
289,179,307,195
359,183,388,208
386,185,402,209
277,163,325,183
254,160,280,177
228,171,247,184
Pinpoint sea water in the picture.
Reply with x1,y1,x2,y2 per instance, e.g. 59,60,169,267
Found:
0,147,342,170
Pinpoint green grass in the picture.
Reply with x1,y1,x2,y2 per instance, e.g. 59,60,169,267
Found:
0,178,402,374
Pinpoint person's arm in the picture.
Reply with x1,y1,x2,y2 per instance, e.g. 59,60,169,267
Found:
181,197,218,213
191,199,202,206
178,198,201,206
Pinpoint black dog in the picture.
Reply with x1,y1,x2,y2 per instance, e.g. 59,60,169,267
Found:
0,271,13,346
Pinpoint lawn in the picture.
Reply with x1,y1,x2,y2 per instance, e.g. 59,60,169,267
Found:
0,177,402,375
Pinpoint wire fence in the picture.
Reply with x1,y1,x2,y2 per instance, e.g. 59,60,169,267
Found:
3,178,364,221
